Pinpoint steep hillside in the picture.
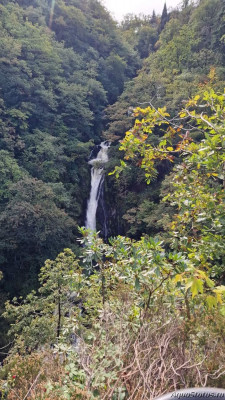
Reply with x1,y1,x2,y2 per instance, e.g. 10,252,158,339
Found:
0,0,139,295
104,0,225,237
0,1,225,398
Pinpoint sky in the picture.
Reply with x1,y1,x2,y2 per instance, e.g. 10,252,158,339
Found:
102,0,182,21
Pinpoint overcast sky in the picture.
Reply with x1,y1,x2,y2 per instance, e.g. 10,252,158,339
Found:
102,0,183,21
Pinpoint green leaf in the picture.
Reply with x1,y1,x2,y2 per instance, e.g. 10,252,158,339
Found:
135,277,140,290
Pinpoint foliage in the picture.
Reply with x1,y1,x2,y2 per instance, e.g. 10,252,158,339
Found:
120,14,159,59
0,351,88,400
0,178,76,295
0,0,140,296
112,88,225,300
104,0,225,238
159,3,169,33
1,2,225,397
0,0,224,296
2,230,225,398
3,249,80,351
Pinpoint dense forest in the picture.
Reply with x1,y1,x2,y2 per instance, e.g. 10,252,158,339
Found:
0,0,225,398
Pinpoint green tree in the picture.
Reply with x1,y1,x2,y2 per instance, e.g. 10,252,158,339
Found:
159,3,169,32
0,151,26,206
2,231,225,398
4,249,80,351
0,178,75,294
112,88,225,297
151,10,157,24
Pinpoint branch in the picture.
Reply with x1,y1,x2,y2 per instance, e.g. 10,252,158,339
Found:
22,370,42,400
185,109,219,133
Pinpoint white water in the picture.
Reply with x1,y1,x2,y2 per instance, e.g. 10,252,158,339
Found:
85,141,110,231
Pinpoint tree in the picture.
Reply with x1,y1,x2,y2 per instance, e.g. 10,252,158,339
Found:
99,53,127,103
0,178,75,294
151,10,157,25
2,230,225,398
111,88,225,304
0,151,26,207
159,3,169,32
4,249,80,351
104,0,225,237
0,0,142,296
182,0,189,8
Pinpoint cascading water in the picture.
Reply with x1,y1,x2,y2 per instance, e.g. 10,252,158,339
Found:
85,141,110,233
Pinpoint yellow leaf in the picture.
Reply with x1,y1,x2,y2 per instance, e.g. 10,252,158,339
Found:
216,292,223,304
214,285,225,294
174,274,182,283
190,278,203,299
206,295,217,309
167,147,173,151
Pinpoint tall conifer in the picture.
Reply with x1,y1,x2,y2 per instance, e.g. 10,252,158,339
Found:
159,3,168,32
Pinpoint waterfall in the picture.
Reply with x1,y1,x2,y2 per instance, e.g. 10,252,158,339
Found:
85,141,110,232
